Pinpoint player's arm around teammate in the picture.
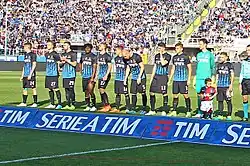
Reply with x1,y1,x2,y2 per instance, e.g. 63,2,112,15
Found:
110,46,130,113
123,48,147,114
167,42,192,117
214,52,234,120
146,42,170,116
239,45,250,121
17,42,38,107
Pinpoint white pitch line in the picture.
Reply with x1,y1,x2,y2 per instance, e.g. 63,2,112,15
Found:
0,141,177,164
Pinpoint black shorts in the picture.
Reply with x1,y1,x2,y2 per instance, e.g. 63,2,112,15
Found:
115,80,128,94
63,78,75,89
45,76,59,89
242,79,250,95
130,79,146,94
98,74,111,89
217,87,229,101
150,75,168,94
82,78,91,92
172,81,188,94
23,77,36,89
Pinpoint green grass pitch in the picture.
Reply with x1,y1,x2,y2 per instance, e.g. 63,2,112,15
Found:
0,71,249,166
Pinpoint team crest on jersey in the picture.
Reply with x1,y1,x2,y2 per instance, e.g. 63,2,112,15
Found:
25,54,30,59
24,55,31,63
83,57,91,62
117,59,123,63
129,59,138,67
98,58,106,65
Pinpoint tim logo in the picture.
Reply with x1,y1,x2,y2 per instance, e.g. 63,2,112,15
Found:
151,120,173,137
150,120,210,140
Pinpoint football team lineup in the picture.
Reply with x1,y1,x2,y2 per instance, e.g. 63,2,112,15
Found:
7,39,250,122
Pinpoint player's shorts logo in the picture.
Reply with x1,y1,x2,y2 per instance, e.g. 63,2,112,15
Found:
30,81,35,86
69,81,74,86
51,82,56,87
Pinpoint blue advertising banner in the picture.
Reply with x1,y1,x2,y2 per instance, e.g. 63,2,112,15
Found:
0,56,17,61
0,106,250,148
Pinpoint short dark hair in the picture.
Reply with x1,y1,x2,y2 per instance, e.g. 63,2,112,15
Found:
24,42,32,49
47,40,55,48
175,42,183,48
200,38,208,44
83,43,93,50
158,42,166,48
247,44,250,48
64,41,71,46
205,78,212,84
220,52,228,57
100,42,107,49
123,46,131,51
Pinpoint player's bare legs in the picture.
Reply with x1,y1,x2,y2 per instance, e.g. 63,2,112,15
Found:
88,82,97,112
30,88,38,107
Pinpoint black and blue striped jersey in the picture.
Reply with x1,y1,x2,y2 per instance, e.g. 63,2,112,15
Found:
114,56,127,81
154,53,171,76
45,51,60,77
80,53,97,79
217,62,234,87
62,51,77,79
172,53,191,81
126,53,146,80
97,53,112,79
23,52,37,77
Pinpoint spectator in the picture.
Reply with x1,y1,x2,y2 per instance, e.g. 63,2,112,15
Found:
191,0,250,42
0,0,202,55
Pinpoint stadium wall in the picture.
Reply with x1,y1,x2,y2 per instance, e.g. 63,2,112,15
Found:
0,62,242,77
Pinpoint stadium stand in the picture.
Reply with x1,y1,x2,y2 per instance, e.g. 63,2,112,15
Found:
0,0,204,53
191,0,250,42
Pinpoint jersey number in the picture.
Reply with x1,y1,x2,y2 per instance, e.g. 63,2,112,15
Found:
124,86,128,92
161,85,166,91
100,81,106,86
30,81,35,86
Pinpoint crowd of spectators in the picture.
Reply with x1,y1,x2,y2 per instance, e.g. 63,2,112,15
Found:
191,0,250,43
0,0,201,54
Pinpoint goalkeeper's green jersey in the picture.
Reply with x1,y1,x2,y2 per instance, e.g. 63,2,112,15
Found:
195,50,215,79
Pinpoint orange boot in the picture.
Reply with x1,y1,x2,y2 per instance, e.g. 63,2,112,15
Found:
99,105,111,112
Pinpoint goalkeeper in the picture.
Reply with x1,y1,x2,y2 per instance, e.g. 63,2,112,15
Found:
193,39,216,118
